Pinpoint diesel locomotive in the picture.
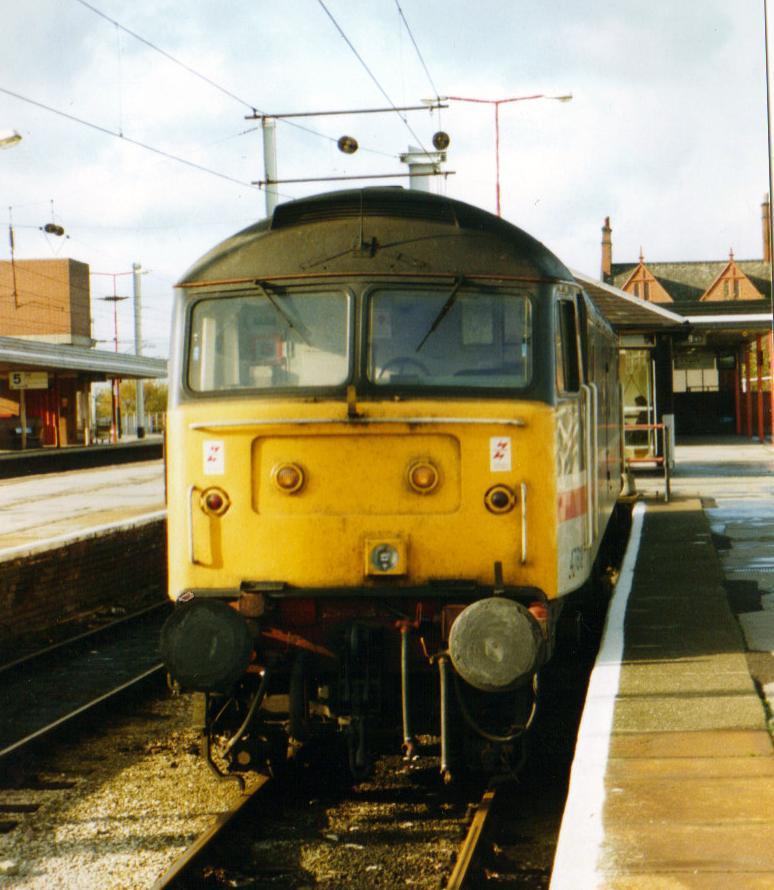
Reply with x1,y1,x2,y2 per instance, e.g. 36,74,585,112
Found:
161,187,624,779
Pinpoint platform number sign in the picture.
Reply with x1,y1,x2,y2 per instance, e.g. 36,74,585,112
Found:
203,440,225,476
9,371,49,390
489,436,512,472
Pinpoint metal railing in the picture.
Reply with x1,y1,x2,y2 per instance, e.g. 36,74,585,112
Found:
624,421,672,502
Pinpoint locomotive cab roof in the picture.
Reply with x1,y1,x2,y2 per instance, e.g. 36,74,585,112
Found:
177,188,575,287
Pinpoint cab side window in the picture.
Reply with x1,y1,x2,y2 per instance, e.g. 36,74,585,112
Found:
555,299,581,394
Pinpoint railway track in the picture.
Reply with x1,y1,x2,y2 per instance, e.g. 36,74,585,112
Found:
152,774,271,889
153,760,502,890
0,602,170,760
148,592,606,890
446,787,497,889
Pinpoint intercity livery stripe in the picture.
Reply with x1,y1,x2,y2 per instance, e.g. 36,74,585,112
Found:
558,484,587,522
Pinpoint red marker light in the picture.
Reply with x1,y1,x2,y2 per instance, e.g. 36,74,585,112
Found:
200,487,230,516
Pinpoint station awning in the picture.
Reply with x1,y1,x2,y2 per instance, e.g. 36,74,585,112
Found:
573,270,688,334
0,336,167,379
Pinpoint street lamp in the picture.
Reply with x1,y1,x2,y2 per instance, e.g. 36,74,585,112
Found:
102,291,129,443
443,93,572,216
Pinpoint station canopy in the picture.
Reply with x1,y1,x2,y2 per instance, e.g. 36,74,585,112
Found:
0,336,167,381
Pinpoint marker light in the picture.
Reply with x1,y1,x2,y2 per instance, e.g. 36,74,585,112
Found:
272,462,305,494
484,485,516,514
200,487,230,516
407,460,439,494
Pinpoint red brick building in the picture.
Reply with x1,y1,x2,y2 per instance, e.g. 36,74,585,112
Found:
0,258,92,345
600,199,773,440
0,258,165,448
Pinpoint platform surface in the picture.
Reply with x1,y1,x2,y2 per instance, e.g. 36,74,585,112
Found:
0,460,165,556
553,438,774,889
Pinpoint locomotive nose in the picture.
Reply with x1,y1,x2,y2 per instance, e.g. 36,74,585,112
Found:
448,598,544,692
160,599,253,692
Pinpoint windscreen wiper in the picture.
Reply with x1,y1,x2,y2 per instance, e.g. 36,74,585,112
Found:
255,280,310,345
415,277,464,353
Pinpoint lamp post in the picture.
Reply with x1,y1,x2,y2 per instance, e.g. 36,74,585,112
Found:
765,0,774,442
443,93,572,216
102,291,129,443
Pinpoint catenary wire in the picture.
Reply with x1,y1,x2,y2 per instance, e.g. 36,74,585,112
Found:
0,85,257,190
316,0,429,154
393,0,441,101
70,0,397,157
71,0,260,114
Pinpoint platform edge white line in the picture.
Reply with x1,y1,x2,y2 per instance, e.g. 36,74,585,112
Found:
0,509,167,562
549,500,646,890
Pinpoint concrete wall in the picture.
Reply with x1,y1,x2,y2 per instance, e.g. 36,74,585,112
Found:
0,516,167,650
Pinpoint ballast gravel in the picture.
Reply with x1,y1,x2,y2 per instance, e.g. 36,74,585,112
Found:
0,690,247,889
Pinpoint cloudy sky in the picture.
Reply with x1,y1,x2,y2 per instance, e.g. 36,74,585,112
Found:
1,0,770,357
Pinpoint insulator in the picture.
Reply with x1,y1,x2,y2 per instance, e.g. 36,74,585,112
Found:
337,135,359,155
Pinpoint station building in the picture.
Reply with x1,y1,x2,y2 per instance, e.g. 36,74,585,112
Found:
0,257,166,448
597,197,773,443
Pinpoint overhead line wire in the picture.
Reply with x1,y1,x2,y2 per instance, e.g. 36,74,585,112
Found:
316,0,429,153
393,0,440,100
0,85,257,190
71,0,396,157
72,0,259,113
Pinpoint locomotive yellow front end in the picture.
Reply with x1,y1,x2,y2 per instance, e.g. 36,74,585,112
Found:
162,189,619,777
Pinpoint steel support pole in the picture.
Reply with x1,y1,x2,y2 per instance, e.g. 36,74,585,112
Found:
19,388,26,451
757,335,765,442
734,350,742,435
133,263,145,439
494,103,502,217
765,0,774,441
262,117,279,218
746,344,753,438
770,330,774,441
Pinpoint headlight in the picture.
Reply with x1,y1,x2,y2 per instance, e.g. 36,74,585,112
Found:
272,462,305,494
407,460,440,494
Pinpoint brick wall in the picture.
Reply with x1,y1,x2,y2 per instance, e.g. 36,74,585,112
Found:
0,257,92,340
0,517,167,649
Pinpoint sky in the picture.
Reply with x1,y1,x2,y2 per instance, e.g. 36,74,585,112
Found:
0,0,770,359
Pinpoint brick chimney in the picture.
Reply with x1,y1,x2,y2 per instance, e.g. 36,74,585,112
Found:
601,217,612,281
762,194,771,263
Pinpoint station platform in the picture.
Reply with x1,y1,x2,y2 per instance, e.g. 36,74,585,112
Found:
0,460,167,660
553,439,774,888
0,460,165,556
0,436,163,479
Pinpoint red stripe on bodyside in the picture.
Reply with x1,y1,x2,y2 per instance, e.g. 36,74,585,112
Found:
558,485,587,522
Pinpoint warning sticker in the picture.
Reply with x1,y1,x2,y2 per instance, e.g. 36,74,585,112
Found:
489,437,512,472
203,440,225,476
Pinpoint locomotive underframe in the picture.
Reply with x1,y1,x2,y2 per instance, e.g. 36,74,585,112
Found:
172,583,561,781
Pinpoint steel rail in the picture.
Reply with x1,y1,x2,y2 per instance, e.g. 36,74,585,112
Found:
0,600,170,676
0,663,164,759
445,788,497,889
151,775,271,889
